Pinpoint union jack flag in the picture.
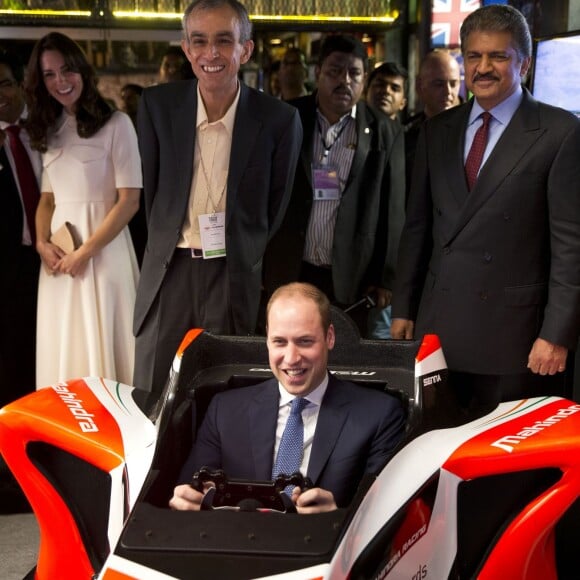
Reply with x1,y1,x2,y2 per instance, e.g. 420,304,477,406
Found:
431,0,481,48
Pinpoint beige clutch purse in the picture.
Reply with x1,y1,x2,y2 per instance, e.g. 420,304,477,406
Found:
49,222,81,254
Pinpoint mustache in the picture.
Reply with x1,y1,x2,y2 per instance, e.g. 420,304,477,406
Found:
333,84,352,96
474,73,498,82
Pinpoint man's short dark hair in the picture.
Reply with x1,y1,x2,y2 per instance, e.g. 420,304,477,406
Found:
163,45,186,60
367,61,409,94
282,47,307,69
0,48,25,84
317,35,369,73
460,4,532,61
121,83,143,96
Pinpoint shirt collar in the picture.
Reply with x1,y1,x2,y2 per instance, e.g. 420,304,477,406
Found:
470,84,523,127
196,83,240,135
278,372,329,408
316,103,357,128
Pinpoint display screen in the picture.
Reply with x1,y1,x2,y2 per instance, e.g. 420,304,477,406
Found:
531,32,580,117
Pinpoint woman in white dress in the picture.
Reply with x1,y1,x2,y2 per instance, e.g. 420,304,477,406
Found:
26,32,142,388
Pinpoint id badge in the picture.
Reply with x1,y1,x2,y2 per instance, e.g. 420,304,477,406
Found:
312,163,341,200
198,212,226,259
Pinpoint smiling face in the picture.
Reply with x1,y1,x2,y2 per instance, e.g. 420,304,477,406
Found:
267,293,335,397
315,51,365,124
464,30,530,110
366,73,407,119
40,49,83,114
181,4,253,100
0,64,25,124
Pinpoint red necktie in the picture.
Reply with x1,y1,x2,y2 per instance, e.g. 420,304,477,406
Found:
5,124,40,246
465,111,492,191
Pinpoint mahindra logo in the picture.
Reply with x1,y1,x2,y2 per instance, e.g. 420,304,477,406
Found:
490,403,580,453
52,383,99,433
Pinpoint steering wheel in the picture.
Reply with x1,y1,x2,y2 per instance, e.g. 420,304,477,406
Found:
191,467,313,513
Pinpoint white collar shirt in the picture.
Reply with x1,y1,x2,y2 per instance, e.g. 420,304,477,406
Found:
178,84,240,249
464,85,523,170
303,106,357,266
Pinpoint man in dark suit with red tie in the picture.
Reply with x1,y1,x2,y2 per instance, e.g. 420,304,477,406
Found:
0,49,41,513
0,50,41,408
391,5,580,408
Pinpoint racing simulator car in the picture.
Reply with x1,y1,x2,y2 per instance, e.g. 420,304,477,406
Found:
1,309,579,579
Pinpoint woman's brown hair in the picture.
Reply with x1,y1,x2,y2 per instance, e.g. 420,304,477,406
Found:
25,32,113,152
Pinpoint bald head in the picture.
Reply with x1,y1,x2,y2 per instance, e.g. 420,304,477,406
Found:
416,51,461,118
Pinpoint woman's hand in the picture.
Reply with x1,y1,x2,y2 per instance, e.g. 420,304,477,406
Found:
54,246,91,278
37,240,65,274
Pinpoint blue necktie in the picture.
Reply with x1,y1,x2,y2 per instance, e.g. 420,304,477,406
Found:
272,397,308,495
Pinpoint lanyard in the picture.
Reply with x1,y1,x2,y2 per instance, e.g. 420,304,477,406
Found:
197,135,226,215
317,116,351,162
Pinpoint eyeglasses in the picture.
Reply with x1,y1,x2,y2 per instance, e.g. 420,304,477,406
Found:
321,64,364,83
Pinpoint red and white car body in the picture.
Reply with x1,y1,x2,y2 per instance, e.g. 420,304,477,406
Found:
0,330,578,579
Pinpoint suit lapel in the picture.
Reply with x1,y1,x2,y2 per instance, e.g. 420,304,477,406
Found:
228,84,262,228
307,376,350,484
248,379,279,480
446,92,544,245
0,146,24,237
441,104,472,209
172,81,198,207
297,96,317,191
342,102,373,196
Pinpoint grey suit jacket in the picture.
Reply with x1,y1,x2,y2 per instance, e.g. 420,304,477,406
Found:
263,94,406,305
178,375,405,507
393,89,580,374
134,80,302,336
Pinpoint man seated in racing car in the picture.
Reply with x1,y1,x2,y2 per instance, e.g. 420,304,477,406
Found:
170,282,405,514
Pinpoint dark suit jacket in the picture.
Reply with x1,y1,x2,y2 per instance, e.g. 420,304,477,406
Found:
0,145,26,275
134,80,302,336
178,375,405,507
264,94,406,305
392,89,580,374
0,138,40,405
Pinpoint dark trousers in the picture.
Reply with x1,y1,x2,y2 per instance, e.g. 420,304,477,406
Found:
0,246,39,408
449,368,571,411
299,261,369,337
133,251,231,395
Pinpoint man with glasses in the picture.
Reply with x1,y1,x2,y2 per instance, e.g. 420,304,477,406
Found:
264,35,405,336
